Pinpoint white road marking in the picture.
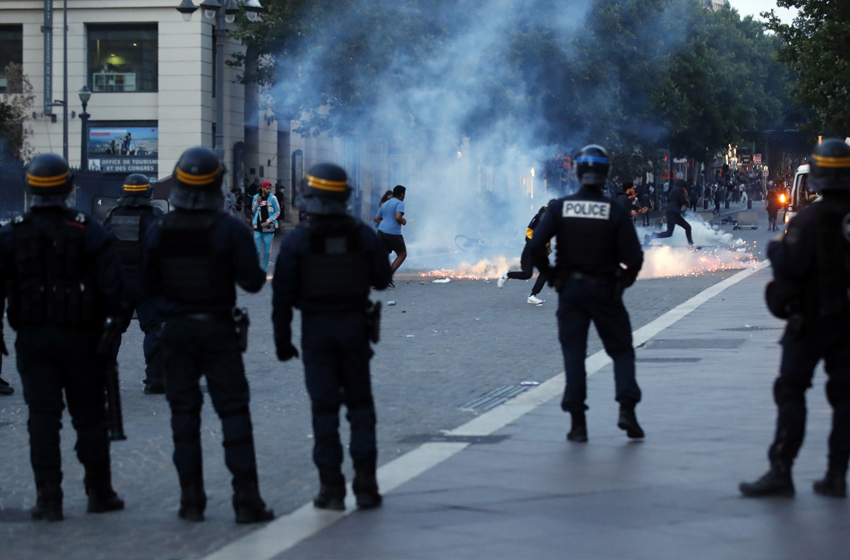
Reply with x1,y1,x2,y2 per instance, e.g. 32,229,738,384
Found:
202,262,769,560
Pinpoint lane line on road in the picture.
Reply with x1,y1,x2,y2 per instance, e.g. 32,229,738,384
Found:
202,261,769,560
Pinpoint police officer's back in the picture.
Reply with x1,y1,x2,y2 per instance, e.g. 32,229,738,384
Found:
529,144,644,443
0,153,125,521
273,163,391,511
740,139,850,498
104,173,165,394
141,146,273,523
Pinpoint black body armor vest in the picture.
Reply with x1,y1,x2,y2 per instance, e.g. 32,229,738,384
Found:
555,194,620,276
6,210,98,329
109,205,154,267
298,216,370,305
158,211,234,304
815,201,850,315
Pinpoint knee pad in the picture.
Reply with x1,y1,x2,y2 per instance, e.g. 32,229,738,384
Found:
826,379,850,407
774,376,807,406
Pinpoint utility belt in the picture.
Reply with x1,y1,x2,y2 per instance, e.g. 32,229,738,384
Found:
550,269,616,291
169,307,251,352
301,300,382,344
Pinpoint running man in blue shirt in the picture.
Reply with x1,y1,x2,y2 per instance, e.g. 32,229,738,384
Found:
374,185,407,285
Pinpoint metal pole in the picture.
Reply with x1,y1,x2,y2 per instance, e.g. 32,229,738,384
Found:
215,9,225,165
43,0,54,115
80,103,89,171
62,0,68,162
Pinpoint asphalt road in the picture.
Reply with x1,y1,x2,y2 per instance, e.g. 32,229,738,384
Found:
0,200,779,560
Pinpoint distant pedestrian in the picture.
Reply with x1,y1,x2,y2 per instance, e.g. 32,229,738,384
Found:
714,185,722,214
375,185,407,285
378,190,393,206
252,181,280,272
498,201,553,305
650,179,694,247
766,189,780,231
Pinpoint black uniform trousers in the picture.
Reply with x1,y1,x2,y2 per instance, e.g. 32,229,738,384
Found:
161,317,259,491
557,278,641,412
770,316,850,473
115,282,163,387
656,211,694,245
301,311,376,483
16,328,111,490
507,245,549,296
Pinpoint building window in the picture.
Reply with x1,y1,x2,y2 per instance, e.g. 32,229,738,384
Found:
0,25,23,93
87,24,157,92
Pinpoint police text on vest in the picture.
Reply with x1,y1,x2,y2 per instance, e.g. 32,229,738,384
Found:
562,201,610,220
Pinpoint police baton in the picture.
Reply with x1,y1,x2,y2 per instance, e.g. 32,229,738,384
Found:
97,317,127,442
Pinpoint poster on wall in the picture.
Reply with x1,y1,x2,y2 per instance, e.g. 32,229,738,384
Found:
88,124,158,174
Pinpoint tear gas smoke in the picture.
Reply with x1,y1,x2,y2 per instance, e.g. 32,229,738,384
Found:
268,0,730,278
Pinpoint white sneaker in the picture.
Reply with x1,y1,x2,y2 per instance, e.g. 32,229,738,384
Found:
527,295,544,305
497,270,509,288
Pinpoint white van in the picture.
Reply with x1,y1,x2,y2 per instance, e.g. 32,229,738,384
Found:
785,163,814,228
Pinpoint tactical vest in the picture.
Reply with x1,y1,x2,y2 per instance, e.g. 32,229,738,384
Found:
108,204,154,267
6,210,98,329
815,201,850,315
158,211,234,304
298,216,370,305
554,194,620,275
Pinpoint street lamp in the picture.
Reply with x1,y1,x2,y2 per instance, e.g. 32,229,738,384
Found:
176,0,264,168
78,85,92,171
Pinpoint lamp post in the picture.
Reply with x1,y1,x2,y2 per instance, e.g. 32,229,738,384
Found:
78,85,91,171
176,0,264,167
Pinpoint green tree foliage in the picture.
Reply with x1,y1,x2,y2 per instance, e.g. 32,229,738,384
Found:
765,0,850,134
0,63,35,162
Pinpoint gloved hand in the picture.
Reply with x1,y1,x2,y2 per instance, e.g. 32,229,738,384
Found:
276,341,299,361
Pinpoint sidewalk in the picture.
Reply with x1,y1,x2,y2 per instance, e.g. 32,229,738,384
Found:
209,265,849,560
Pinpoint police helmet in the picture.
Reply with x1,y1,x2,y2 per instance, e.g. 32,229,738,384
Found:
575,145,611,186
122,173,152,198
296,163,351,215
170,146,225,211
26,153,74,197
810,138,850,192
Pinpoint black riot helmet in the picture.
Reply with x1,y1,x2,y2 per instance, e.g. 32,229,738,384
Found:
296,163,351,216
26,153,74,197
122,173,152,198
170,146,225,211
810,138,850,192
575,144,612,187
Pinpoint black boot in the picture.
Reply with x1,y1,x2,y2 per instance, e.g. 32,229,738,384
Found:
567,411,588,443
813,469,847,498
0,376,14,396
313,471,346,511
178,481,207,522
617,402,645,439
739,463,795,497
86,485,125,514
353,469,382,510
233,480,274,524
143,379,165,395
31,478,63,522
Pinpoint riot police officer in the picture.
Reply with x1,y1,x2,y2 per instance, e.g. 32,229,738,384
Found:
528,145,644,443
141,147,273,523
273,163,391,510
0,153,125,521
104,173,165,394
740,139,850,498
